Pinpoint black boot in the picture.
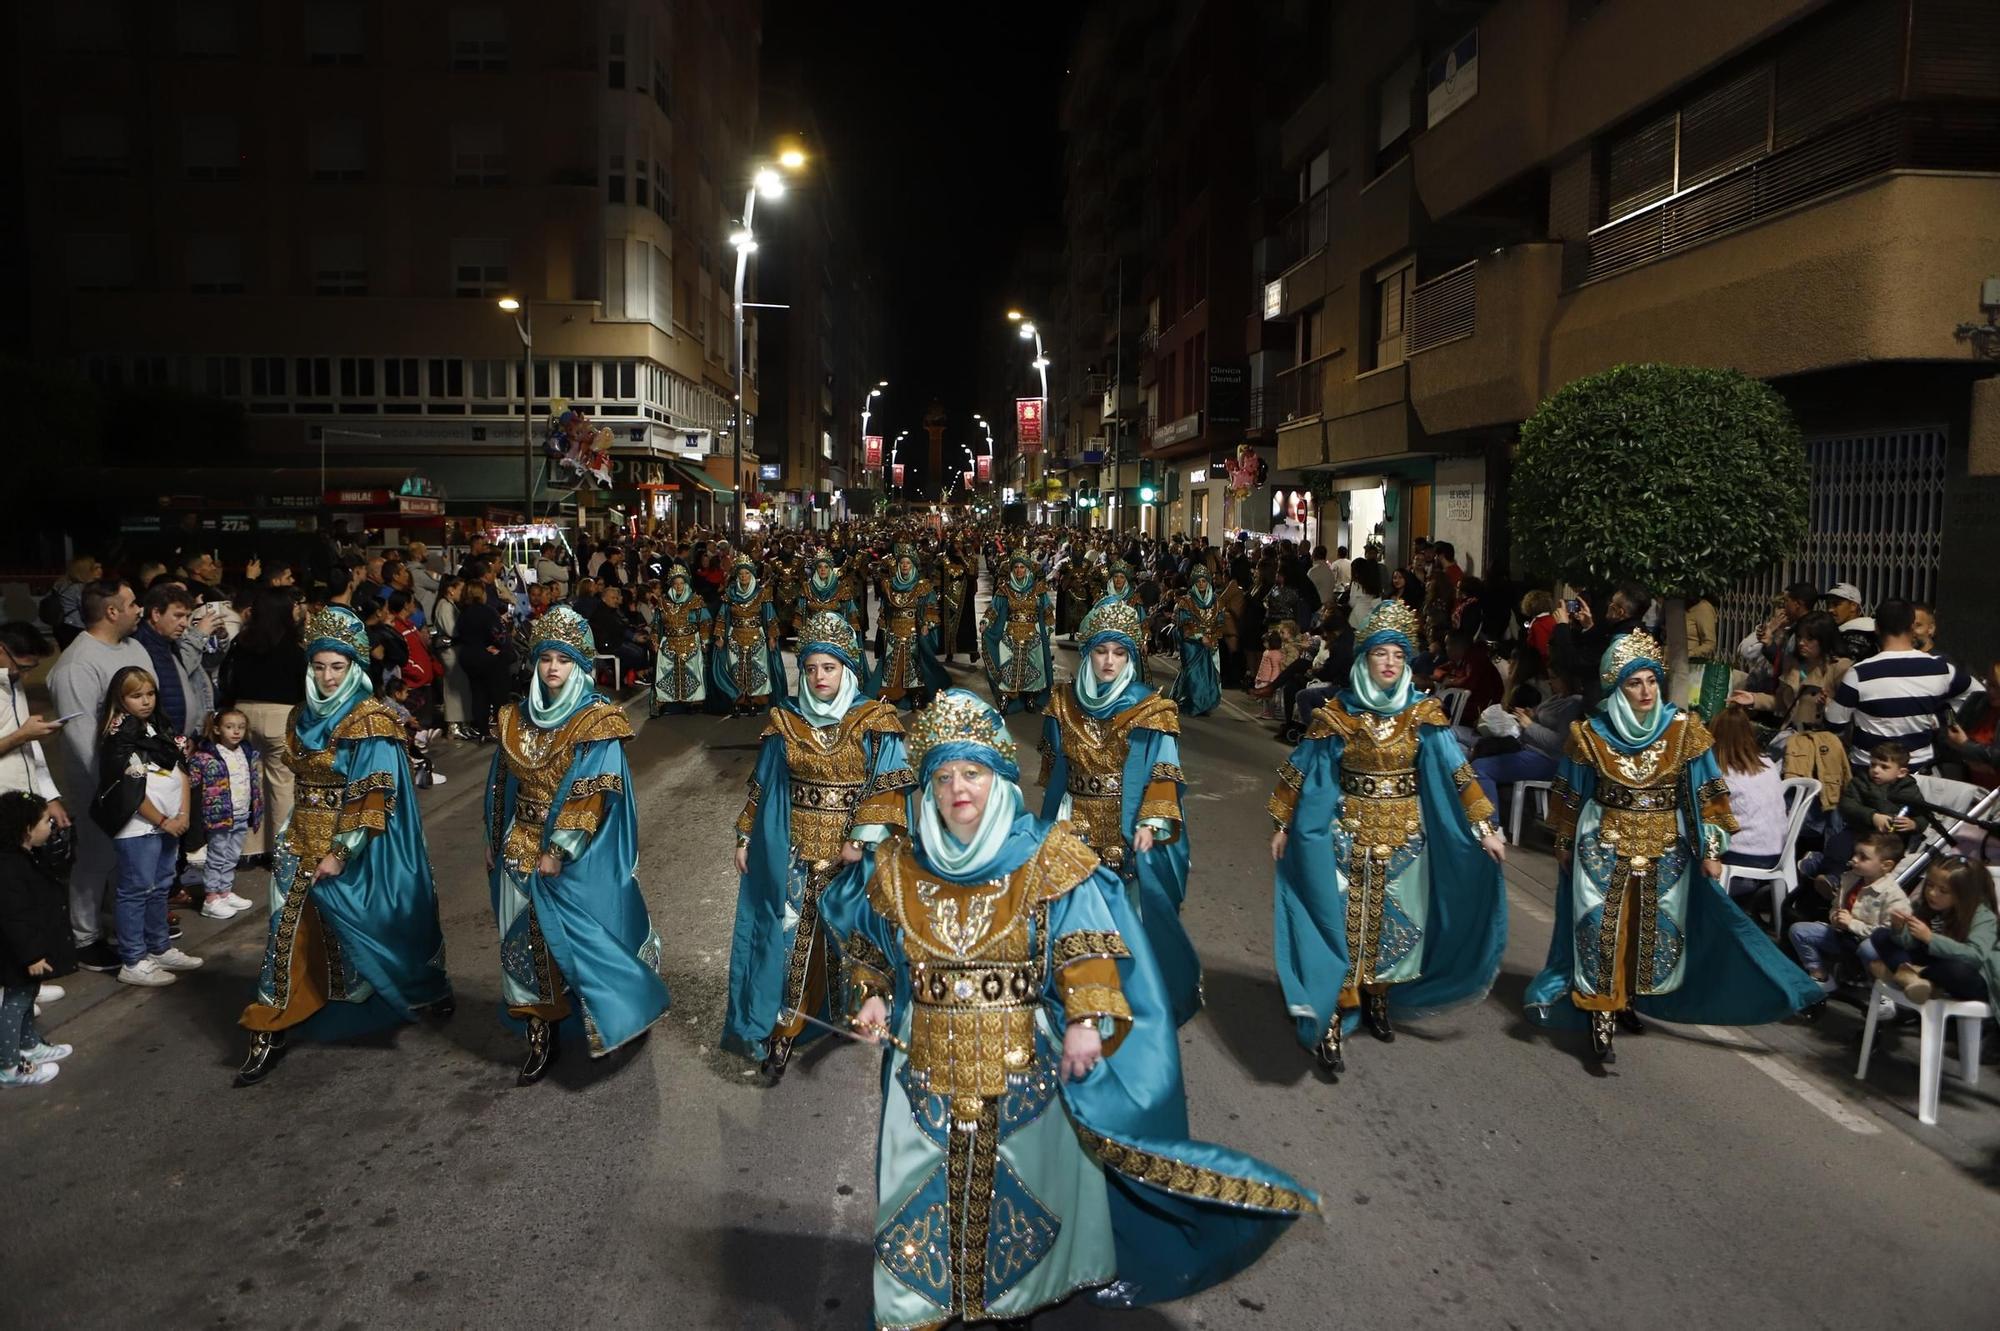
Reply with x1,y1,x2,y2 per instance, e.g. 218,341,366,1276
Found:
760,1034,794,1085
1589,1010,1617,1064
1313,1016,1344,1078
419,993,456,1022
1362,989,1395,1043
518,1016,560,1086
1616,1006,1646,1035
233,1030,288,1087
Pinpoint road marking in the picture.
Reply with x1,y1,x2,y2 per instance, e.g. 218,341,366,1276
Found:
1695,1024,1882,1135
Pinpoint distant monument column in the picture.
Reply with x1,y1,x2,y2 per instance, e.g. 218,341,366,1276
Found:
924,401,948,501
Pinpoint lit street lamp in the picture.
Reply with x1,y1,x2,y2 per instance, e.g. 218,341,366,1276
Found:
730,149,807,538
497,296,534,521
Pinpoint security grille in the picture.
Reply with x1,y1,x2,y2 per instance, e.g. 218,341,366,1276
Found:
1718,426,1947,650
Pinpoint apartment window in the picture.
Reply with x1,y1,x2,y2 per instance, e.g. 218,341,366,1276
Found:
295,357,333,396
310,118,367,182
699,242,712,274
556,360,592,398
469,360,510,400
450,8,508,71
1602,64,1777,224
303,1,365,66
1299,306,1321,361
1368,262,1413,370
339,357,376,397
1372,51,1420,176
652,59,668,114
652,161,668,220
607,32,625,88
177,1,238,56
427,358,465,398
532,359,551,397
450,237,507,297
634,156,649,209
182,115,241,180
609,361,637,398
250,356,287,396
187,234,246,293
311,233,367,295
450,123,507,186
383,357,419,397
59,115,129,173
607,152,626,204
1192,331,1207,412
202,356,242,397
650,245,672,332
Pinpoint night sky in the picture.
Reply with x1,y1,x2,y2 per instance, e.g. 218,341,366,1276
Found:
761,1,1081,485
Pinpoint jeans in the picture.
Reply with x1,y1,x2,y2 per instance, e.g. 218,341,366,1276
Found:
204,819,249,898
1472,748,1560,816
114,832,177,966
1294,682,1338,723
1789,920,1861,976
1859,928,1993,1001
0,983,42,1069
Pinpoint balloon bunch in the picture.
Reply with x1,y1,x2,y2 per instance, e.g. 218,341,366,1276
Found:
543,397,615,489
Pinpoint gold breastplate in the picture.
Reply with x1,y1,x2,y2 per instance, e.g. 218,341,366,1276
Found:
283,738,342,857
783,725,873,862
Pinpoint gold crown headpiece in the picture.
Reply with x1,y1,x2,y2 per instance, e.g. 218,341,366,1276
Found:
531,605,595,662
1079,597,1144,647
303,605,369,659
797,611,861,664
1358,598,1422,649
1601,630,1666,690
906,688,1020,778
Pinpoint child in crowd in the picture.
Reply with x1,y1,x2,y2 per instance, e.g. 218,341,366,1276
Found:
1787,831,1910,982
0,792,77,1088
1863,858,1999,1004
1801,741,1931,887
187,709,262,921
380,678,447,790
1248,629,1287,719
91,667,205,988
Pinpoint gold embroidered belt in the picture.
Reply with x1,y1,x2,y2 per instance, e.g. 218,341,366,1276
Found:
1341,770,1418,799
790,779,862,811
1595,782,1679,812
906,963,1041,1113
912,959,1040,1008
513,797,552,825
294,784,344,810
1067,771,1123,797
887,612,918,633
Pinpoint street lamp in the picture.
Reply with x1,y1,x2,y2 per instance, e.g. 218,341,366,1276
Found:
730,148,808,538
497,296,534,521
861,383,886,476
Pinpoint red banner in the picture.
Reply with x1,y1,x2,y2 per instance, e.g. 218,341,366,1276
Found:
1016,398,1044,453
962,470,974,491
975,454,991,483
892,463,906,487
864,435,883,469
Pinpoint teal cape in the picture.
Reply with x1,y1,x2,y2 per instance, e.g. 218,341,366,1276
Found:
822,810,1317,1315
1523,713,1822,1028
708,589,786,710
483,713,668,1052
1273,712,1508,1046
1166,602,1223,715
982,582,1056,713
722,702,910,1059
1038,682,1203,1027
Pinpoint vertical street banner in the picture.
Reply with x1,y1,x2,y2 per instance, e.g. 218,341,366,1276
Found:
962,470,974,491
975,454,991,482
1016,397,1044,454
864,435,883,469
892,463,906,487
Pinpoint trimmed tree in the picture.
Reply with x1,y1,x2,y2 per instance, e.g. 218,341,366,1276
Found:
1510,362,1809,701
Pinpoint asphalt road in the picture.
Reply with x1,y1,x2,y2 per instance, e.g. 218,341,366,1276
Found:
12,599,2000,1330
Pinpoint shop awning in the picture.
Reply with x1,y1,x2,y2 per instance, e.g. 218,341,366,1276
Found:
668,460,736,504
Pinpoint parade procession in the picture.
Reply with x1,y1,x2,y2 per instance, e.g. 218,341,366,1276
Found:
10,1,2000,1328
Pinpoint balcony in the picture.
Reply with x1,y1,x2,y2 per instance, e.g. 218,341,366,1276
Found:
1273,358,1324,424
1407,244,1563,436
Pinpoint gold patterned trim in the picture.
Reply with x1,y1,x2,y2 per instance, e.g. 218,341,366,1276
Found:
946,1100,1001,1318
1595,782,1679,812
1060,983,1132,1022
566,773,624,800
1067,771,1122,796
1276,761,1304,791
1450,762,1477,792
1340,769,1417,798
552,801,604,834
343,770,397,802
1149,762,1185,785
1051,931,1131,966
1073,1128,1318,1215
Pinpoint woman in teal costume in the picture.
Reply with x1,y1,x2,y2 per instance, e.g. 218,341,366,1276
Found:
234,605,451,1086
484,606,667,1084
1524,630,1821,1063
1268,599,1508,1079
1099,561,1150,684
982,549,1056,714
1038,597,1203,1027
710,555,786,714
864,546,950,710
649,563,713,715
1166,565,1225,716
823,689,1318,1330
725,611,913,1082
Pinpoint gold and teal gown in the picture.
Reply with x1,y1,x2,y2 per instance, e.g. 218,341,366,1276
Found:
649,595,711,713
981,578,1055,711
865,576,949,708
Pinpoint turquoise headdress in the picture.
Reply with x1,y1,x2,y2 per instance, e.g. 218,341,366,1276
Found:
303,605,369,662
1078,596,1143,659
530,605,596,668
797,611,863,674
1600,630,1665,692
1358,599,1421,656
907,688,1020,783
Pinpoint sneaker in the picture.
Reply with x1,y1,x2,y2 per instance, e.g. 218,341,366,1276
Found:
425,770,448,786
201,896,241,920
36,983,65,1003
0,1062,59,1087
118,958,177,987
151,948,205,972
20,1042,72,1063
223,892,254,911
75,940,121,973
167,917,183,941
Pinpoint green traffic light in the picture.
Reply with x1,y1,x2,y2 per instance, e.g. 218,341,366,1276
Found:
1138,486,1156,503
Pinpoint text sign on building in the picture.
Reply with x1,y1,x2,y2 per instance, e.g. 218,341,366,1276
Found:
1207,364,1246,427
758,463,782,481
864,435,884,469
1441,482,1475,523
1016,397,1044,452
1427,28,1478,127
1263,279,1283,320
976,454,991,482
1153,413,1202,448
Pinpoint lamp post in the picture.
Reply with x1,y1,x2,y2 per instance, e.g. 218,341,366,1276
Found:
497,297,533,521
729,149,807,539
860,382,885,479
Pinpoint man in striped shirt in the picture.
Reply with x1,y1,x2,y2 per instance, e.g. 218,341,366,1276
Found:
1826,598,1975,772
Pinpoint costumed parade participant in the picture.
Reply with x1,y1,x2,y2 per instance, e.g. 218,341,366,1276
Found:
484,607,667,1085
982,548,1056,713
649,564,712,715
1167,565,1227,717
1524,631,1822,1063
1039,597,1202,1025
710,555,785,715
234,605,452,1087
1268,600,1508,1078
864,545,949,711
821,690,1318,1330
797,548,864,640
935,541,973,664
724,611,913,1082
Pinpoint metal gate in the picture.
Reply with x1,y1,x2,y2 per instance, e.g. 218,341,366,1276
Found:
1717,425,1947,651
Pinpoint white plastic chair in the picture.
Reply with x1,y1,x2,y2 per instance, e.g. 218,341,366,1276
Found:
1437,687,1470,730
1508,780,1553,845
1855,978,1990,1126
1718,776,1820,934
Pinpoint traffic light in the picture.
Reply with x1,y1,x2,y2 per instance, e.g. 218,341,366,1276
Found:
1138,459,1156,505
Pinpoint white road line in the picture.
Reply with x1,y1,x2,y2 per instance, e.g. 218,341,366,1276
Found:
1696,1024,1882,1134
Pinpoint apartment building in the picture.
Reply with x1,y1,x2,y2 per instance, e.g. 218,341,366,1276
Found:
22,0,764,541
1259,0,2000,660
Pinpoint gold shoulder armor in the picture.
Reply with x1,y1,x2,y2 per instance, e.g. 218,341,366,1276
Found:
1032,822,1103,902
333,698,407,741
1409,696,1450,728
567,700,635,745
1676,710,1713,761
1126,693,1181,736
1304,703,1344,741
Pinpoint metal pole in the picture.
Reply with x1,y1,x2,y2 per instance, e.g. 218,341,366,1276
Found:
1113,257,1123,536
517,313,534,524
732,185,757,542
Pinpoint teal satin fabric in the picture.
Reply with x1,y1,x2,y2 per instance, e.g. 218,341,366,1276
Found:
484,724,668,1052
1273,722,1508,1046
1167,602,1223,715
709,593,786,707
981,589,1056,713
527,659,596,729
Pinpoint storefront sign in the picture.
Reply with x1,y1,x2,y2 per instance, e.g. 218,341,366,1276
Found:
1207,365,1245,426
397,496,444,516
758,463,782,481
864,435,883,469
1016,398,1044,452
1441,482,1475,522
1154,413,1202,448
1263,279,1283,320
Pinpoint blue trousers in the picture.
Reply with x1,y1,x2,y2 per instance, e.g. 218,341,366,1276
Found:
114,831,177,965
1472,748,1559,816
1859,927,1991,1001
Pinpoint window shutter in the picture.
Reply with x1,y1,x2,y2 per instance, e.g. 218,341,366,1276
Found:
1678,65,1771,189
1773,0,1901,149
1908,0,2000,99
1603,111,1677,221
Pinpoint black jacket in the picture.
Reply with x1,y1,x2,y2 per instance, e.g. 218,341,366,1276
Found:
0,848,76,986
91,715,187,837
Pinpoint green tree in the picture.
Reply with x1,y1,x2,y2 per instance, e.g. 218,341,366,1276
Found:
1511,362,1809,698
